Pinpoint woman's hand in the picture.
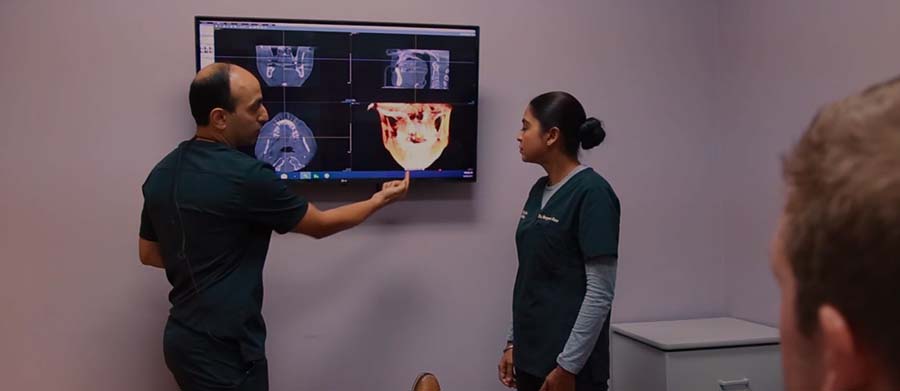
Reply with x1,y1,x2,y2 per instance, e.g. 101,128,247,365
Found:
539,366,575,391
497,346,516,388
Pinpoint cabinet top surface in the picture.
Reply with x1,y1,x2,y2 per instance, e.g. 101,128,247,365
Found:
612,317,780,350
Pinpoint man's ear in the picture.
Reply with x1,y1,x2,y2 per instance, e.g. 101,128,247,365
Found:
818,305,868,391
209,108,228,130
545,126,561,147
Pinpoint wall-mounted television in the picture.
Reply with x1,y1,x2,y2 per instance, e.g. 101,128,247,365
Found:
195,16,479,182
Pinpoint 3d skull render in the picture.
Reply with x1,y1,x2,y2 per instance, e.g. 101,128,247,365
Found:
367,103,453,170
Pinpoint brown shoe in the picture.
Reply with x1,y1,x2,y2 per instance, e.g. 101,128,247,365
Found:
411,372,441,391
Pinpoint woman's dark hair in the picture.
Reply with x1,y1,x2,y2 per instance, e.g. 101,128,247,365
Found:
529,91,606,157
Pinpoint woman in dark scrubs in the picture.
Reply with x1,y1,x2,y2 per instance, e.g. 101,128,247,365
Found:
497,92,620,391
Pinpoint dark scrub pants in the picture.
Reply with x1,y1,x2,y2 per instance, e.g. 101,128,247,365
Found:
164,318,269,391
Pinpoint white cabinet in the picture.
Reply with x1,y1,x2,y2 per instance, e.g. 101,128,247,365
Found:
610,317,783,391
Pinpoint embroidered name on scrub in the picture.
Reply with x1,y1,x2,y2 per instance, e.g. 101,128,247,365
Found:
537,213,559,223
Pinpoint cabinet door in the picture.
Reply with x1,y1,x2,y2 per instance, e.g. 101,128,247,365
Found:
665,345,783,391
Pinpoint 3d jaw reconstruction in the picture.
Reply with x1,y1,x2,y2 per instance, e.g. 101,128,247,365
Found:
383,49,450,90
255,112,318,172
368,103,452,170
255,45,315,87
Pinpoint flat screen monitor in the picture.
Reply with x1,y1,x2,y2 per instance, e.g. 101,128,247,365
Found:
195,16,479,182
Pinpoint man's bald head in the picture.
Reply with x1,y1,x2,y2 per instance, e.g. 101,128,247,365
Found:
195,62,231,80
189,63,237,126
188,63,268,147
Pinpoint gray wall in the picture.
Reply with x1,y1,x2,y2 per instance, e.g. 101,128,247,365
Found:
0,0,825,389
716,0,900,326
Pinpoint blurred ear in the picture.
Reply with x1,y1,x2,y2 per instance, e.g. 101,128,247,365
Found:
818,305,868,391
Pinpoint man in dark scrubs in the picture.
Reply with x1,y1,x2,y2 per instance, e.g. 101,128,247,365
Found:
138,63,409,391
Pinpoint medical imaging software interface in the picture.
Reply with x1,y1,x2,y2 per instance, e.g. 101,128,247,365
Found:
196,18,479,181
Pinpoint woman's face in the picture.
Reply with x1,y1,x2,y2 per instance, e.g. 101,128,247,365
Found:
517,106,550,163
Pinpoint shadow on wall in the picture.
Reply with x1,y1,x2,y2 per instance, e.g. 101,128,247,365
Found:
128,280,181,390
267,241,437,389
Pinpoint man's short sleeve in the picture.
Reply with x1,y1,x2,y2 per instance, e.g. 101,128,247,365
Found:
578,187,620,259
243,164,309,234
139,200,158,241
